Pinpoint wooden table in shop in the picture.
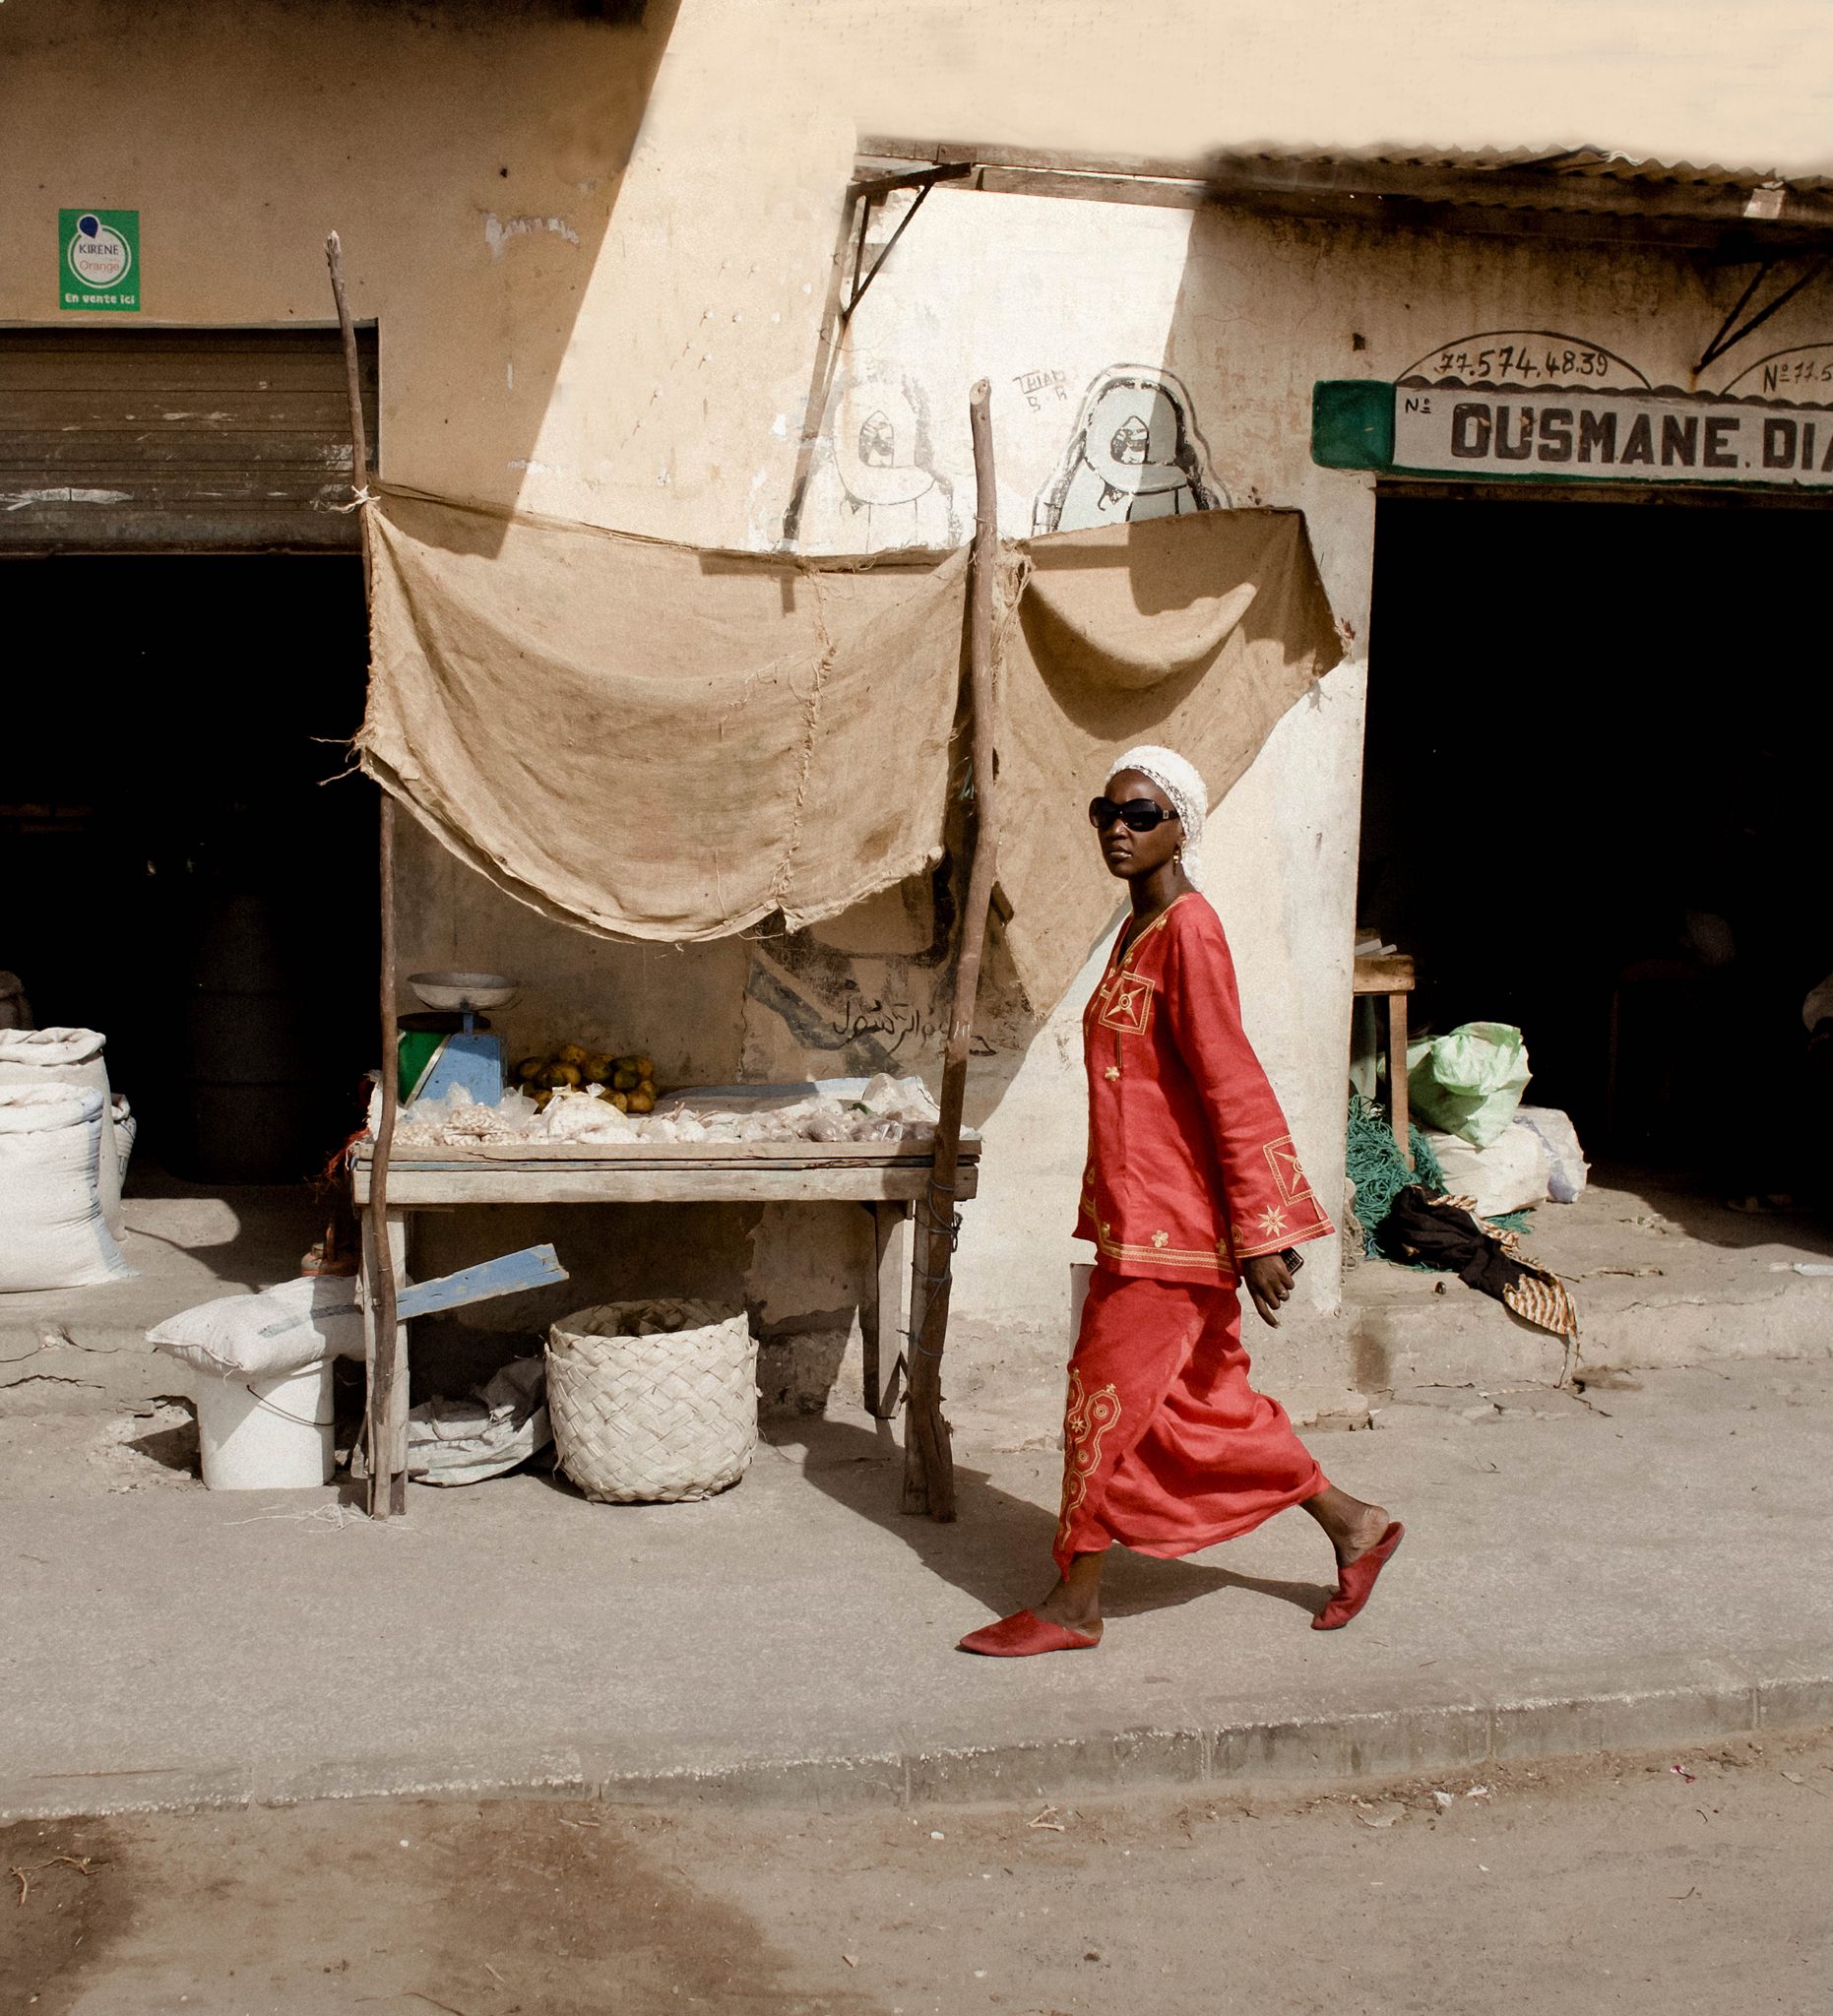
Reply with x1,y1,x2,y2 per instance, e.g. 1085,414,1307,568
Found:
1353,952,1417,1163
350,1136,981,1495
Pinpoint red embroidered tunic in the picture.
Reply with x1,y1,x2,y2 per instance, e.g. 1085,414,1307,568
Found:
1076,893,1332,1283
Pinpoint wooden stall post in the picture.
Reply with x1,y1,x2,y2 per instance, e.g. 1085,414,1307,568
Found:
325,231,406,1518
901,379,999,1521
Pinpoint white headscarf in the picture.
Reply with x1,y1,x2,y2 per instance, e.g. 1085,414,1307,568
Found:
1106,744,1209,889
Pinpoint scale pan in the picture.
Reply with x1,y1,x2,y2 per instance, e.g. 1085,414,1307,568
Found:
408,970,520,1013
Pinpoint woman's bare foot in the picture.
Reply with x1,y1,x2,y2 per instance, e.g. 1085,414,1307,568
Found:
1032,1552,1106,1639
1301,1483,1394,1568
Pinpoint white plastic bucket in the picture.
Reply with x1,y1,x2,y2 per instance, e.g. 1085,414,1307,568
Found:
194,1358,335,1490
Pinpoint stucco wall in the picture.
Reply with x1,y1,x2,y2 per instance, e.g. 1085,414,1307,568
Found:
9,0,1833,1395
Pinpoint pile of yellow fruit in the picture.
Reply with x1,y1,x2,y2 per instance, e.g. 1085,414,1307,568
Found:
515,1045,659,1114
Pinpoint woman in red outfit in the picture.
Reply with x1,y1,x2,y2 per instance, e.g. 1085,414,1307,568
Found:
960,746,1403,1658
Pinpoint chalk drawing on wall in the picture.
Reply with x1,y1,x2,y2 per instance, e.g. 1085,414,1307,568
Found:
1401,331,1650,391
1033,365,1229,535
798,363,960,552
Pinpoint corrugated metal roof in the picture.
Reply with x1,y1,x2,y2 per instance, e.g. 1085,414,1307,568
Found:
861,137,1833,238
1209,143,1827,193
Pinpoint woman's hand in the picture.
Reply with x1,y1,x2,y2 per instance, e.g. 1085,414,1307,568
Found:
1241,1252,1296,1328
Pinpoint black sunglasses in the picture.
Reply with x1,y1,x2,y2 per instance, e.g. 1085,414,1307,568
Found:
1089,795,1179,834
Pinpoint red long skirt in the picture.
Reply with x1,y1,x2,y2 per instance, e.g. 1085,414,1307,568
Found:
1054,1271,1326,1574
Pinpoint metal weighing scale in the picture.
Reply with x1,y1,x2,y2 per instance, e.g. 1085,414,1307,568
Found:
399,971,519,1106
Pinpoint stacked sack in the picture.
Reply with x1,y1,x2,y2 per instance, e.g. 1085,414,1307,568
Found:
0,1028,135,1244
0,1084,134,1292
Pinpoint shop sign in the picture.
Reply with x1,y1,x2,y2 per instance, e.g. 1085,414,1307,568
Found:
1312,378,1833,490
59,210,139,312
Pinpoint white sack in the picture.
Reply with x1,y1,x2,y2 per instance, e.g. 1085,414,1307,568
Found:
1425,1122,1551,1219
0,1028,128,1237
0,1084,134,1292
92,1096,136,1241
1513,1105,1590,1203
0,1026,110,1101
408,1354,550,1485
112,1096,136,1178
148,1274,365,1380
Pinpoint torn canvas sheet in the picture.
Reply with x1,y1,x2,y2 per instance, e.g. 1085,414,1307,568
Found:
994,509,1342,1015
359,487,969,942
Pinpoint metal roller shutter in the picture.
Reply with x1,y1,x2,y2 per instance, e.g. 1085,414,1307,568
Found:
0,326,378,552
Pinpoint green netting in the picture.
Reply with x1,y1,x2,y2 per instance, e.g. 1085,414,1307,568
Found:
1345,1092,1448,1257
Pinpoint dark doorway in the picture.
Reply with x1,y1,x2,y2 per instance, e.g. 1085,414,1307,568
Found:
1359,492,1832,1187
1,555,375,1182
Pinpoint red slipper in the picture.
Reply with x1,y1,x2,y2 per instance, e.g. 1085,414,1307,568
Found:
957,1609,1102,1657
1312,1521,1405,1631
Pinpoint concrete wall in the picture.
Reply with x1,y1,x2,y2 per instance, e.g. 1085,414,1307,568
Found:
9,0,1833,1401
789,185,1833,1363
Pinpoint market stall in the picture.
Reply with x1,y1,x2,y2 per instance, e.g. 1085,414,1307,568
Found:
350,1128,980,1507
321,235,1343,1524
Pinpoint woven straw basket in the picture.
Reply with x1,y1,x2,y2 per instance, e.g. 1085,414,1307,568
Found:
546,1300,758,1504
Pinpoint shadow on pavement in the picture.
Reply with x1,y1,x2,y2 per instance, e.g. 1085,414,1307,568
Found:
776,1416,1333,1625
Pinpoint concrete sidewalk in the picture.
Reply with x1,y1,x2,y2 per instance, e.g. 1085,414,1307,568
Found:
2,1357,1829,1818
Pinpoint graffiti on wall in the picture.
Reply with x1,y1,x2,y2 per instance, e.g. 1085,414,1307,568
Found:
1012,366,1070,411
1033,365,1229,535
797,362,960,552
1399,331,1650,391
1720,343,1833,400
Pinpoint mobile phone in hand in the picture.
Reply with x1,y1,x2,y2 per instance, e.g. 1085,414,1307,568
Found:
1279,1247,1304,1274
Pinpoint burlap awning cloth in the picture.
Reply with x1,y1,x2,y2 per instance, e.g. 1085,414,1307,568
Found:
996,508,1342,1013
359,489,1338,1008
360,486,971,943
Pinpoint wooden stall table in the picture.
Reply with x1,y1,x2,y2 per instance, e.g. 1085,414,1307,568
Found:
1353,953,1416,1164
350,1134,981,1502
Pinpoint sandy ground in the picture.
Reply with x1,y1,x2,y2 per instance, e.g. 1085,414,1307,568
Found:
6,1731,1830,2016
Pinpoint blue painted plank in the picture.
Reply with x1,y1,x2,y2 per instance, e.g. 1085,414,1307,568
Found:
394,1243,568,1321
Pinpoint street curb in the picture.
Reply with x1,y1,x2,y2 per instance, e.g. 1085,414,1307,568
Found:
6,1646,1830,1821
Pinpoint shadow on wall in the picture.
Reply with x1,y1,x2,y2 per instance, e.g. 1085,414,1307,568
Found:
754,272,1257,1121
9,0,684,548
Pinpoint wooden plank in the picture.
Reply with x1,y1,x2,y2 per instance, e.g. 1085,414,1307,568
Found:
0,506,364,555
356,1203,411,1507
0,328,379,388
1,430,359,467
863,1202,908,1419
358,1206,380,1483
0,326,376,556
1388,992,1413,1168
393,1243,568,1321
353,1164,981,1206
384,1207,411,1508
353,1134,980,1166
1352,954,1416,993
0,391,370,429
903,379,1000,1523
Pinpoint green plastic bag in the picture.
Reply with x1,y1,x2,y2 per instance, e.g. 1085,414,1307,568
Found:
1406,1022,1531,1149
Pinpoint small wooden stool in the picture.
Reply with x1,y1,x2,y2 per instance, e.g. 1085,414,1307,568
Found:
1353,953,1416,1165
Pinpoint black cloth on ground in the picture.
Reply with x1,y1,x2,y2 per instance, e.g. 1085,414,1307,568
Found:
1381,1188,1532,1301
